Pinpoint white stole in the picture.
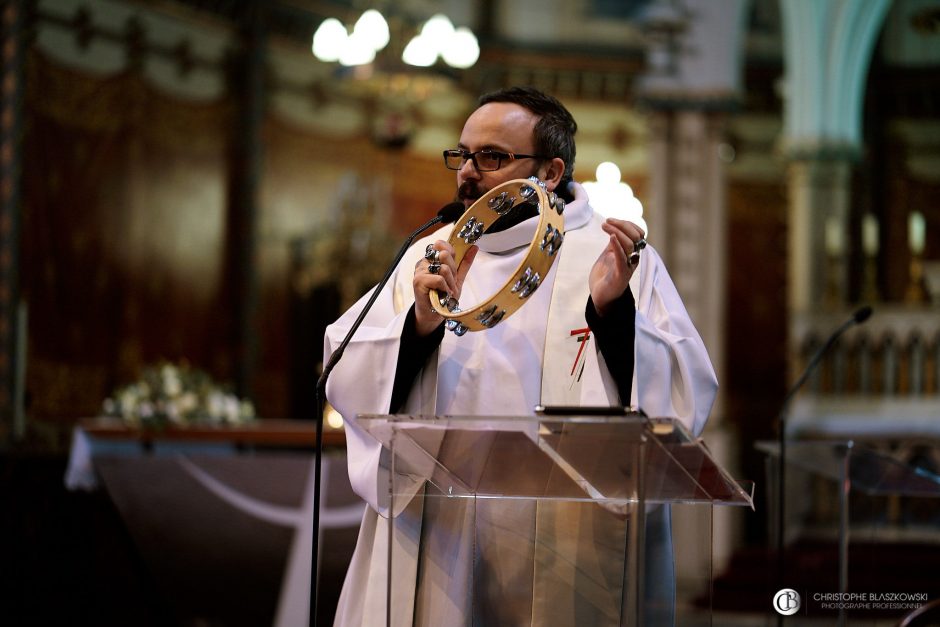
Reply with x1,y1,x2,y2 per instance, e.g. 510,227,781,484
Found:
540,211,623,408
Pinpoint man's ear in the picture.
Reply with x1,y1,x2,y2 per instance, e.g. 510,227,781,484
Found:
538,157,566,191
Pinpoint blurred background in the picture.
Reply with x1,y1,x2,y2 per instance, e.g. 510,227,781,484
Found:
1,0,939,625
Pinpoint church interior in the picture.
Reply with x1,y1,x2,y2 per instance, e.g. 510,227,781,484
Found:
1,0,939,625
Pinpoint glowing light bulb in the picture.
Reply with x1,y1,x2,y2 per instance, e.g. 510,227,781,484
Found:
442,27,479,69
312,18,347,62
421,14,455,45
863,214,879,256
583,162,648,234
353,9,389,52
909,211,925,255
595,162,621,185
402,35,437,67
339,43,375,65
326,407,344,430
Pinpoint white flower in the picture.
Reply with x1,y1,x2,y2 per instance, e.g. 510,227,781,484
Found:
178,392,198,413
208,391,226,421
119,389,138,415
165,400,183,424
138,401,154,419
104,362,257,427
223,396,240,424
162,365,182,397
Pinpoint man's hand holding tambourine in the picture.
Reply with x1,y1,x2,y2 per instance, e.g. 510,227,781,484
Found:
413,241,479,337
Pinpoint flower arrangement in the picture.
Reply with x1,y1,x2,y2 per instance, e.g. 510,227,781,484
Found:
102,362,256,428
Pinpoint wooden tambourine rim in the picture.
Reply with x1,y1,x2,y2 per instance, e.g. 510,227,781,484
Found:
429,177,565,333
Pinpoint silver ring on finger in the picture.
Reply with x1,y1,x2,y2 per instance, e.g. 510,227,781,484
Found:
424,244,438,261
628,238,646,267
428,261,442,274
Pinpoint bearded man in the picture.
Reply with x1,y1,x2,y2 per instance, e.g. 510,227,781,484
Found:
324,86,717,626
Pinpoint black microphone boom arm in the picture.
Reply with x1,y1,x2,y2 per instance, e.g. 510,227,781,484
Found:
308,201,462,626
775,305,872,622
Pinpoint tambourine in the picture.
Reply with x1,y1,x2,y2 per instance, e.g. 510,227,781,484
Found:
429,176,566,336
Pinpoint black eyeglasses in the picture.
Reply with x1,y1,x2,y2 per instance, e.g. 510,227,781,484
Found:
443,149,548,172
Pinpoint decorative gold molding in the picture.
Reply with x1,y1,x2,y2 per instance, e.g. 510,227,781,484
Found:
27,51,231,154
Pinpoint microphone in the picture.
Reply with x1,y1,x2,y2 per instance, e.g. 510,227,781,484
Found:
775,305,873,617
779,305,872,413
308,201,463,626
853,305,873,324
434,201,466,226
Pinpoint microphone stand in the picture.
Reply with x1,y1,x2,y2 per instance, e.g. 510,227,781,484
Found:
775,306,871,625
308,206,461,626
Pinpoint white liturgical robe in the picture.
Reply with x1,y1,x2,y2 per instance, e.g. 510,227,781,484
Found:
324,183,717,626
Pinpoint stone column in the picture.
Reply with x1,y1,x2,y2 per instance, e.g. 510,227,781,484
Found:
638,0,748,422
785,157,853,312
778,0,891,314
225,1,267,400
0,0,26,445
646,109,728,415
636,0,747,584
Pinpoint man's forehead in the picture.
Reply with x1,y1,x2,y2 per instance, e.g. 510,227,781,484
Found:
459,102,537,147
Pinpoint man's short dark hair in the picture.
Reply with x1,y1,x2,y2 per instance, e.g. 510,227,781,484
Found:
478,86,578,188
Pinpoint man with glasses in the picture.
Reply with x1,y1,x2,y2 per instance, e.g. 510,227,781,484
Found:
325,86,716,626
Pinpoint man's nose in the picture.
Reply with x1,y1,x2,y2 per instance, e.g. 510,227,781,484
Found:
459,157,481,179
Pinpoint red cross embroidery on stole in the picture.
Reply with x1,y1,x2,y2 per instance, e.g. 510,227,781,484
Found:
569,327,592,379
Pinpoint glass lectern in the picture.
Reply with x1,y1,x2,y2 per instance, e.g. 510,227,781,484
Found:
360,411,753,626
